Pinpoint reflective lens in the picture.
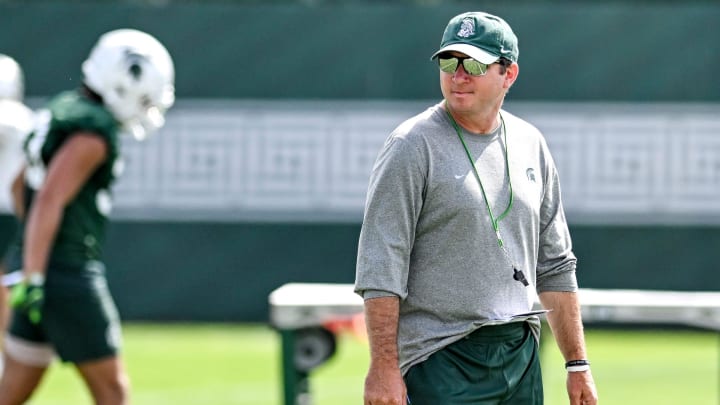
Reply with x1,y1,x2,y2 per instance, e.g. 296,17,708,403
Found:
461,59,488,76
438,57,459,74
438,56,489,76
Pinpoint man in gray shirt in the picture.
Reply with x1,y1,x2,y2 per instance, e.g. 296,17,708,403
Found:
355,11,598,405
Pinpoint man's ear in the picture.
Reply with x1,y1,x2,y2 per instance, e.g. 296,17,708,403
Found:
505,63,519,89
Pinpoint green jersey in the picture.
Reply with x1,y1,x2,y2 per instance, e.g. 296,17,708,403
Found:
19,90,121,266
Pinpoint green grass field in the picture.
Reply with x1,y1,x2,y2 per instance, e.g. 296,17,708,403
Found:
24,323,718,405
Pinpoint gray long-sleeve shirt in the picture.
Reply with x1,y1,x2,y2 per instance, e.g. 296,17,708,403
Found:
354,102,578,375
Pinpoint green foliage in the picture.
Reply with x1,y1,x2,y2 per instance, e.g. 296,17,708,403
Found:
27,324,718,405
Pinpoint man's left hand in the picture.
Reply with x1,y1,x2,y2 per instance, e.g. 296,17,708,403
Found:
567,370,598,405
10,275,45,324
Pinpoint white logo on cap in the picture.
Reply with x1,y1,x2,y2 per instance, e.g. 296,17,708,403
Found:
457,17,475,38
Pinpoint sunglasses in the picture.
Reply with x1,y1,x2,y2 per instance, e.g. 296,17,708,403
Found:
437,55,490,76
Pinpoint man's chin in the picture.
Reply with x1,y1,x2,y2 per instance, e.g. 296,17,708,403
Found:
446,98,473,112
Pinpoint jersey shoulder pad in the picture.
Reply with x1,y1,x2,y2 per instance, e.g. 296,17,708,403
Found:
49,91,120,145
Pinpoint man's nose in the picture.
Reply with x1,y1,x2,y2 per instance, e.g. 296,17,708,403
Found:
452,65,471,81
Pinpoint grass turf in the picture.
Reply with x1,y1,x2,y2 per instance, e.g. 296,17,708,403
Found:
24,323,718,405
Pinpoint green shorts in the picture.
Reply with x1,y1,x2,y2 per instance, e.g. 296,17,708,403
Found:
404,321,543,405
0,213,18,263
9,261,123,364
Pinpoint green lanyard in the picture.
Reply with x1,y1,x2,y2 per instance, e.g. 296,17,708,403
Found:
444,106,514,248
444,105,528,286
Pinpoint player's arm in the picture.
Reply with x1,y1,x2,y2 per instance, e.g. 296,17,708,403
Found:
22,132,107,278
11,165,26,220
363,295,407,405
538,291,598,405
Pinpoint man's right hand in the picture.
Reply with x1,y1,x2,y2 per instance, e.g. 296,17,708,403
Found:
364,364,407,405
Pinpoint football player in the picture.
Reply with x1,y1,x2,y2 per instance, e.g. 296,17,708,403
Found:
0,54,35,376
0,29,175,405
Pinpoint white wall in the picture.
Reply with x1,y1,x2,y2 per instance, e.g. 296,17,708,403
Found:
111,100,720,225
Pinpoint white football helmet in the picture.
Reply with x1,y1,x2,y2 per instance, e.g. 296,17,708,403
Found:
82,29,175,140
0,54,24,102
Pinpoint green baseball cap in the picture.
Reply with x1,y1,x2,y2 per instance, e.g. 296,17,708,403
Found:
431,12,519,64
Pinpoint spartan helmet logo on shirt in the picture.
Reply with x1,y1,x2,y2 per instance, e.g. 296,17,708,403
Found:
526,168,536,183
457,18,476,38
